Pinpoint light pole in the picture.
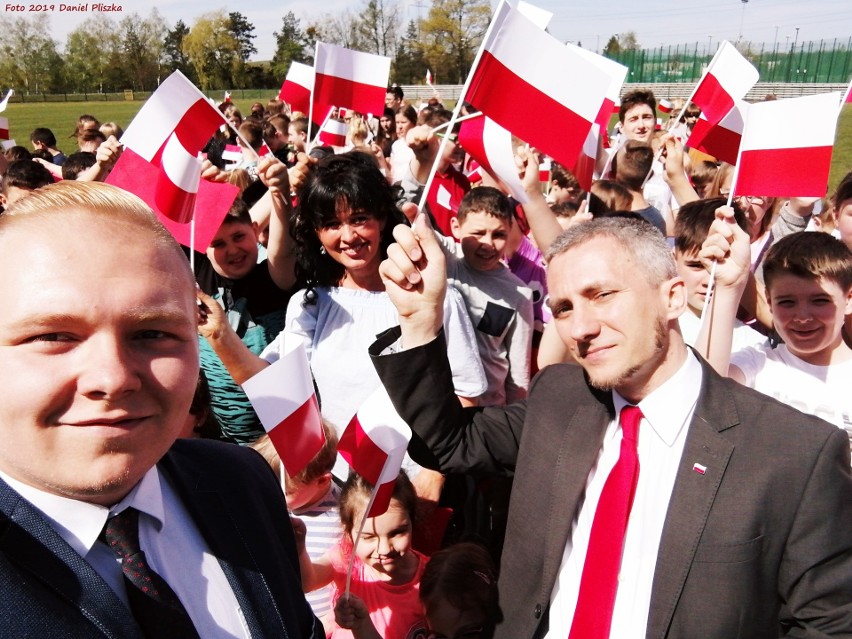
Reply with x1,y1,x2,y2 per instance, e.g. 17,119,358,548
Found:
708,35,713,55
794,26,800,49
738,0,749,43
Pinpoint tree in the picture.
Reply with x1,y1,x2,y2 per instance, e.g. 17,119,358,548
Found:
603,35,621,57
183,11,243,90
420,0,492,84
393,19,427,84
306,11,363,50
0,14,65,94
228,12,257,62
164,20,195,81
271,12,312,80
355,0,400,57
118,10,167,91
64,15,122,93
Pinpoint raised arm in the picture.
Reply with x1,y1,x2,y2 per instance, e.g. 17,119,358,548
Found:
516,146,564,252
256,157,298,291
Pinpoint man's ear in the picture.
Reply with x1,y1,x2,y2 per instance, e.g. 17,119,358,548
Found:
251,221,260,239
663,276,688,321
450,216,462,241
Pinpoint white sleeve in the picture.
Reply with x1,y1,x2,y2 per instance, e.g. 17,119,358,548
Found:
729,345,767,388
505,289,534,403
442,287,488,399
259,290,317,364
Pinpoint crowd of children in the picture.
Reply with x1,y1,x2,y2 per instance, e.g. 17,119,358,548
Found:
1,80,850,637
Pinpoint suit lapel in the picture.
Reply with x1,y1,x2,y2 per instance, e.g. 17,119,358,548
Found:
0,480,142,639
646,366,738,639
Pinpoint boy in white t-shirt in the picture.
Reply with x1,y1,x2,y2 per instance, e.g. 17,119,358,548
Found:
700,210,852,448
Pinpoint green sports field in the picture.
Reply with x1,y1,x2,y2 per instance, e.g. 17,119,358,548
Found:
5,98,852,195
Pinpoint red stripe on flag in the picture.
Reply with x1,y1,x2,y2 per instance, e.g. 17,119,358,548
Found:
691,73,735,127
688,119,740,165
313,73,385,122
596,98,614,130
572,150,596,192
279,81,311,115
338,415,388,486
367,480,396,518
268,395,325,477
155,168,196,224
468,51,593,169
458,117,494,177
736,146,834,197
173,99,226,154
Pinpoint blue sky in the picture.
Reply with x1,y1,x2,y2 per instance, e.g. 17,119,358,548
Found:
27,0,852,62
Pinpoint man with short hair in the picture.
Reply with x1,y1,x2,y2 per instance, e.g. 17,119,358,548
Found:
612,140,667,235
0,181,321,638
386,85,404,109
370,211,852,638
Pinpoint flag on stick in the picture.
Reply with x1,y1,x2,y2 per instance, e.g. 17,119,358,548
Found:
687,101,747,165
0,116,8,140
279,62,315,115
735,92,840,197
465,3,610,170
318,118,348,147
458,113,529,203
0,89,13,113
689,40,759,128
658,98,673,114
516,0,553,28
338,385,412,518
426,69,433,86
242,333,326,478
312,43,390,125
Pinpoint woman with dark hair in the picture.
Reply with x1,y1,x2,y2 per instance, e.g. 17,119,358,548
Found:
375,107,397,157
389,105,418,182
199,153,485,478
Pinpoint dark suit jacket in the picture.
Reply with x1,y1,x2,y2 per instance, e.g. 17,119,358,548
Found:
371,330,852,639
0,439,322,639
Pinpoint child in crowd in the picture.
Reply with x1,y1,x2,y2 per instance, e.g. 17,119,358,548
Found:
297,471,427,639
700,212,852,448
438,186,534,406
0,159,54,210
673,198,765,350
251,422,342,631
420,542,501,639
196,157,298,444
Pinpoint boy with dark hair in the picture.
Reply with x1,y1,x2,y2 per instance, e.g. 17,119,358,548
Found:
612,140,667,235
546,163,580,205
673,198,764,349
437,186,534,406
618,89,657,143
701,214,852,445
60,151,97,180
195,158,298,444
263,114,295,165
0,159,54,209
30,127,66,165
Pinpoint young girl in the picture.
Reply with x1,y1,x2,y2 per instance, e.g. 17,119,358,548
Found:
419,542,500,639
296,471,427,639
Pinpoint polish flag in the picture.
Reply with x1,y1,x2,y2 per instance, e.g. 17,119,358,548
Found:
458,114,529,202
466,159,483,183
658,98,673,114
690,40,759,128
0,89,12,113
539,157,551,184
338,385,412,517
516,0,553,28
0,116,8,140
313,43,390,125
279,62,315,116
222,144,243,165
687,100,747,165
426,69,433,86
318,118,348,147
223,91,232,103
242,333,326,478
735,92,841,198
119,71,227,223
572,126,600,191
466,2,610,170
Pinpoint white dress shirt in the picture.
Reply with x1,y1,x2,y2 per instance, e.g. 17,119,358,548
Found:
0,467,251,639
545,351,703,639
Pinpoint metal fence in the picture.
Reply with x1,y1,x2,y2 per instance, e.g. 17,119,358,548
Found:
608,39,852,84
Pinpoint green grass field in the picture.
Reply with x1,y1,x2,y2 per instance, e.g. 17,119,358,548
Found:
5,98,852,195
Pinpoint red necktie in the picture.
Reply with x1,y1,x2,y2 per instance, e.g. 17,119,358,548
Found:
568,405,642,639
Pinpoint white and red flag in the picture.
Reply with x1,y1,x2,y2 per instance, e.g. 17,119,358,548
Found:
0,89,13,113
735,92,841,197
338,385,412,518
466,2,610,170
0,116,8,141
658,98,673,114
687,100,747,165
426,69,433,86
690,40,758,128
317,118,348,147
279,62,315,115
116,71,227,224
458,114,529,202
516,0,552,28
242,333,326,478
223,91,232,103
312,43,390,125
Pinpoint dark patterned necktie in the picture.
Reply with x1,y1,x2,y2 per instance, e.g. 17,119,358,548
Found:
568,405,643,639
101,507,201,639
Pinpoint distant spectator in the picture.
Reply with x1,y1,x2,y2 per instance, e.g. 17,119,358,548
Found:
98,121,123,140
266,98,286,116
0,159,54,209
386,84,404,109
3,146,32,162
71,114,100,140
61,151,97,181
77,129,106,153
30,127,66,165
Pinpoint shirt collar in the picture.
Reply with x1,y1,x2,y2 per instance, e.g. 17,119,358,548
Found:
613,350,703,446
0,466,165,559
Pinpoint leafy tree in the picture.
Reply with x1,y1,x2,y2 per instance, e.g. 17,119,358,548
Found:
355,0,400,57
228,11,257,62
164,20,195,81
119,10,167,91
603,35,621,57
0,14,65,94
306,10,363,50
183,11,242,90
271,12,312,79
420,0,491,84
621,31,640,51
